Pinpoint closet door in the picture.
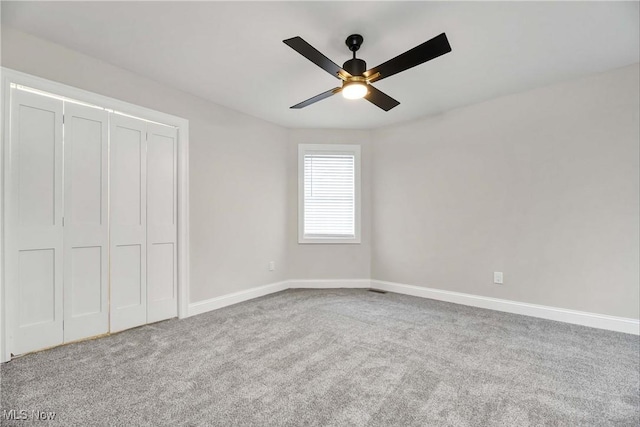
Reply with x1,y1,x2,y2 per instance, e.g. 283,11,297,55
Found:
7,89,64,354
146,124,178,323
110,114,147,332
63,103,109,342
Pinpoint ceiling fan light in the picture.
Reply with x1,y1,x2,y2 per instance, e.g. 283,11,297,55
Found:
342,82,368,100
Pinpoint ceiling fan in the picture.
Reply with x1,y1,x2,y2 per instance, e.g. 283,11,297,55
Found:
283,33,451,111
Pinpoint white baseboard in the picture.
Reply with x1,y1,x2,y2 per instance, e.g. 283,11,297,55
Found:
187,279,370,317
186,278,639,335
372,280,640,335
287,279,371,289
187,281,288,317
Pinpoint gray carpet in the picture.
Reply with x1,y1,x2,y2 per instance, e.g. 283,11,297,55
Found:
1,289,638,426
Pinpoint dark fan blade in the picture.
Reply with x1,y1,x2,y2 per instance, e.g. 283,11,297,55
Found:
284,37,350,80
291,87,342,109
365,85,400,111
364,33,451,83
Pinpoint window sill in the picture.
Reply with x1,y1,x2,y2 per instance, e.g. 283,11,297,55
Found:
298,237,361,245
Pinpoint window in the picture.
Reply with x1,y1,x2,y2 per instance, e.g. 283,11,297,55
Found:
298,144,361,244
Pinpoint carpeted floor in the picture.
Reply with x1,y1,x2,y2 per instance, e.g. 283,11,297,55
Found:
1,289,638,426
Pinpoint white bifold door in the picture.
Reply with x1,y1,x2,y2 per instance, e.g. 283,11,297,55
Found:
146,123,178,324
110,115,178,332
7,90,64,355
110,115,148,332
6,88,178,355
63,104,109,342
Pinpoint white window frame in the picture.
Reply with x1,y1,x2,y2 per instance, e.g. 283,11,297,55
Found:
298,144,361,244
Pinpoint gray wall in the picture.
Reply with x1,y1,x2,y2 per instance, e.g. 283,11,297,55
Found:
3,28,638,319
1,28,289,303
286,129,372,280
372,64,640,318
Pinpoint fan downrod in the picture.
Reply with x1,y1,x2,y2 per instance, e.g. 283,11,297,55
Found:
343,34,366,75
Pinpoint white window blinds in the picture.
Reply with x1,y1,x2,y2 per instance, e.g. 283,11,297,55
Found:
303,153,355,238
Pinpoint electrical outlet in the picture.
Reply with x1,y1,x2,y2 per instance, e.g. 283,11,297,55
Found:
269,261,275,271
494,272,504,284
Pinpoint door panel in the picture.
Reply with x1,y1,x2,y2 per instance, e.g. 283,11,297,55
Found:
17,104,57,226
112,126,143,227
8,89,64,355
147,132,175,226
112,244,143,308
69,115,103,225
18,249,55,326
70,246,103,316
146,124,178,323
110,114,147,332
148,243,174,301
63,103,109,342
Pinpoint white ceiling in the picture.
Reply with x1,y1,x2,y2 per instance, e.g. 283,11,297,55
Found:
2,1,638,129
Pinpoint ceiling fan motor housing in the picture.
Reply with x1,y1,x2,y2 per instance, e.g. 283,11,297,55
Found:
343,58,367,76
